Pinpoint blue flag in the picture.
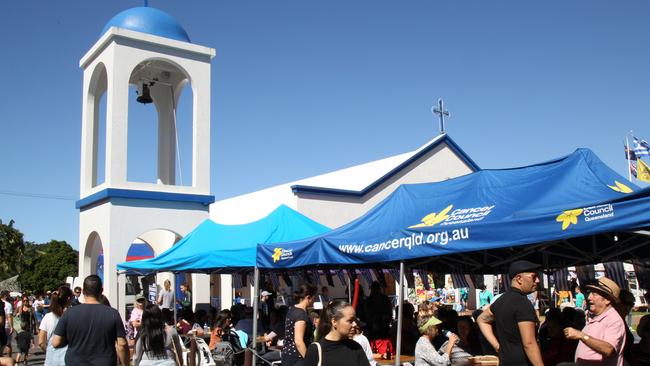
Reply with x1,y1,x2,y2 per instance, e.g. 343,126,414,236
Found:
633,136,650,156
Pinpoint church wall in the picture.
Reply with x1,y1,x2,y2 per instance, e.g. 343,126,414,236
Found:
295,143,474,229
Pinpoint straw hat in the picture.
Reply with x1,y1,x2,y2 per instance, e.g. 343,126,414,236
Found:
585,277,620,303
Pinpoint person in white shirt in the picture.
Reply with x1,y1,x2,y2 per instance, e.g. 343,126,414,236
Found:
350,319,376,366
415,314,458,366
0,291,13,358
33,294,46,327
39,286,74,366
157,280,174,310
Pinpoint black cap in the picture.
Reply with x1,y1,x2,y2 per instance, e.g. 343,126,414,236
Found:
508,260,540,278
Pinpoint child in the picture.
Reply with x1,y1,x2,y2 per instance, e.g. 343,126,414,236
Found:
309,311,320,340
15,320,33,365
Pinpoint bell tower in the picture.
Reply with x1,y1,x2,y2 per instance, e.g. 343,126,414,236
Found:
76,7,215,317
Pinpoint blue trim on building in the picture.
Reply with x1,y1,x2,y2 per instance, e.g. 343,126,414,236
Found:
290,134,480,198
76,188,215,210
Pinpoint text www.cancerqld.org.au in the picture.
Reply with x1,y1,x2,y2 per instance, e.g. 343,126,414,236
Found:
337,228,469,254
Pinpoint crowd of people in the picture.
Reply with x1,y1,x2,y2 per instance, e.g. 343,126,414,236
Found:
0,268,647,366
476,260,650,366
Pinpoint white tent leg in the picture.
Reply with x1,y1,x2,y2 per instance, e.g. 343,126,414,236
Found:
252,267,260,366
173,273,177,325
348,275,352,303
395,261,404,366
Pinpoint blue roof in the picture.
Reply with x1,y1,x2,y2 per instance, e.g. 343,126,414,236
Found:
102,7,191,43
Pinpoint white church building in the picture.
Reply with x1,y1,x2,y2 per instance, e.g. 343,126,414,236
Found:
74,6,479,317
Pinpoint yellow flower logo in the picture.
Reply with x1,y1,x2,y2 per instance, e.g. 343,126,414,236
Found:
607,181,633,194
272,248,283,263
410,205,453,228
556,209,583,230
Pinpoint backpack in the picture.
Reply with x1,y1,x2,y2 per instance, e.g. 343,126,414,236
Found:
212,341,235,366
220,330,246,366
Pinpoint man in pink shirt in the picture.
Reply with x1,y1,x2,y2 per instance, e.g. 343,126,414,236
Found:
564,277,626,366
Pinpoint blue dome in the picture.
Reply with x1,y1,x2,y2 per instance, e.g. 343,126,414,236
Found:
102,7,191,43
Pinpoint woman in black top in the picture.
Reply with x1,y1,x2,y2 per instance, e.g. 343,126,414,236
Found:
304,300,370,366
282,284,318,366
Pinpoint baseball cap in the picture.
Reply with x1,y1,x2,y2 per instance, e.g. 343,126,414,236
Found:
261,291,272,297
508,260,540,278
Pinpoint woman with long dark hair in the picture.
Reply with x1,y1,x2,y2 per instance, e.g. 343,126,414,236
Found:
133,304,183,366
38,286,74,366
18,296,35,335
303,300,370,366
282,284,318,366
209,309,232,351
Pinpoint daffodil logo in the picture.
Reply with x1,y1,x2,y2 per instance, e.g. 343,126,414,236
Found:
608,181,633,194
272,248,283,263
410,205,453,228
556,209,583,230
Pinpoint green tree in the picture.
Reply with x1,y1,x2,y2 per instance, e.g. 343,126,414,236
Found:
0,219,26,279
18,240,78,292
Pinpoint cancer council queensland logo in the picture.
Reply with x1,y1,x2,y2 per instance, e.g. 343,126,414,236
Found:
556,209,583,230
556,204,615,230
272,248,293,263
409,205,453,228
409,204,495,228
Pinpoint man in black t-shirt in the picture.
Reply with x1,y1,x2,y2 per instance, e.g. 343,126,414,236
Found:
477,260,544,366
52,275,129,366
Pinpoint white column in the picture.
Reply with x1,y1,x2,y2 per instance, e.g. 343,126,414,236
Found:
80,71,94,193
152,85,176,185
221,275,233,309
191,274,211,310
191,69,211,193
105,52,128,186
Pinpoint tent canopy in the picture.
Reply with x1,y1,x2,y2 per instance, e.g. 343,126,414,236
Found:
257,149,650,273
117,205,329,274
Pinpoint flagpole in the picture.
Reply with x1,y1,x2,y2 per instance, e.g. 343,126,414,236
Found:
626,135,632,182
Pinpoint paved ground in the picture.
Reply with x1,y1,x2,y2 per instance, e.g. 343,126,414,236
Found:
3,320,45,365
3,341,46,366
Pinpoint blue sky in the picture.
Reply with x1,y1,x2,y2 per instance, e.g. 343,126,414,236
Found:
1,1,649,250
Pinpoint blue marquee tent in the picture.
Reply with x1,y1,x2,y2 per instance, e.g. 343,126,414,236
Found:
257,149,650,272
117,204,329,274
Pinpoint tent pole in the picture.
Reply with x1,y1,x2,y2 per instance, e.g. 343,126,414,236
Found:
116,271,120,319
347,274,352,303
173,273,177,326
542,252,553,310
395,261,404,366
252,267,260,366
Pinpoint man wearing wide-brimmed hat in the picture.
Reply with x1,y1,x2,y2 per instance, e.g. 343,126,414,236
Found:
563,276,626,366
